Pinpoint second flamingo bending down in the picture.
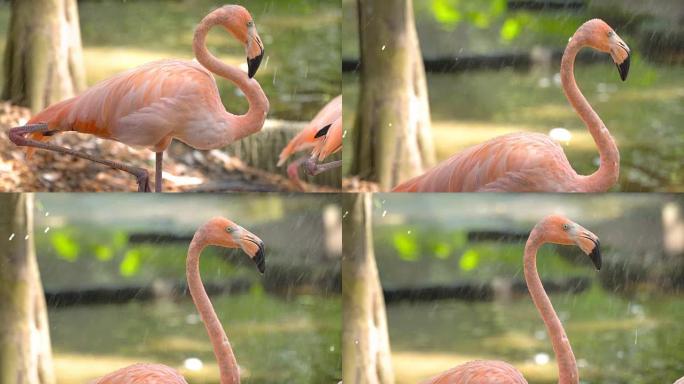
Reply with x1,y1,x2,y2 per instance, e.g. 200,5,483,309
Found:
422,215,601,384
94,217,265,384
277,95,342,190
393,19,630,193
10,5,269,192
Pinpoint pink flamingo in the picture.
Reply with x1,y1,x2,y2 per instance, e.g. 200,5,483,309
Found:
94,217,265,384
393,19,630,192
676,377,684,384
277,95,342,190
9,5,269,192
422,215,601,384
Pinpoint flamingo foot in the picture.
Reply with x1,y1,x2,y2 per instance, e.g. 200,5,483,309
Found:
303,157,341,176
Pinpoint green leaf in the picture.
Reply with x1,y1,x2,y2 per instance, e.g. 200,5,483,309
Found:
393,232,419,261
51,232,80,262
459,248,480,271
431,0,461,26
120,249,142,277
501,18,522,41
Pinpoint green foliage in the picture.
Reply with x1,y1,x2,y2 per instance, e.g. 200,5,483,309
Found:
458,248,480,271
393,232,419,261
119,249,142,277
50,232,80,262
429,0,506,30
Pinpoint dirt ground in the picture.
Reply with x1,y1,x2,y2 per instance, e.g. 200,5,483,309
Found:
0,102,341,193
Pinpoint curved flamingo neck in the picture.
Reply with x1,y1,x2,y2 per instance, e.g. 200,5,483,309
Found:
188,234,240,384
524,229,578,384
561,33,619,192
193,9,268,145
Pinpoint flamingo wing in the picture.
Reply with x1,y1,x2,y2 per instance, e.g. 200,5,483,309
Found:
278,94,342,165
29,60,224,151
422,360,528,384
93,364,188,384
312,115,342,161
393,132,577,192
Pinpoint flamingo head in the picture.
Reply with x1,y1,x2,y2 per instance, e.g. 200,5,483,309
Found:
577,19,630,81
220,5,265,78
539,215,601,271
201,217,265,274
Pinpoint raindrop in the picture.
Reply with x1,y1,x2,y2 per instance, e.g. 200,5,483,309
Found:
407,230,411,234
329,345,335,352
343,211,349,219
381,45,386,51
45,212,50,217
634,329,638,345
44,227,50,233
24,235,29,240
8,233,15,241
342,130,347,138
382,210,387,217
354,339,359,345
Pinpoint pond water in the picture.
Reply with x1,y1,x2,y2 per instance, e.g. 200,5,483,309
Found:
388,288,684,384
49,293,341,384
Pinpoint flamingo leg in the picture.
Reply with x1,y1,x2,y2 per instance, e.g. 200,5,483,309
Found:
9,123,152,192
155,151,163,193
286,157,308,191
303,157,341,176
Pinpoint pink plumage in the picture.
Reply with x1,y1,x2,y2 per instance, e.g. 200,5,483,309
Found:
11,5,268,192
393,19,630,193
93,364,188,384
421,360,527,384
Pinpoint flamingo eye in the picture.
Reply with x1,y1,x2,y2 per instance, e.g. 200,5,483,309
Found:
247,20,254,27
562,224,570,231
226,227,234,233
607,31,614,37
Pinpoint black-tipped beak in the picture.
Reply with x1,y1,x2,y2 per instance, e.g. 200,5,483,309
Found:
314,124,332,139
253,242,265,274
616,54,630,81
247,49,264,79
588,239,601,271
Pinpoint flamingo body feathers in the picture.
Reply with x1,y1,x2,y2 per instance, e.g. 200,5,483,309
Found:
93,363,188,384
28,60,232,152
393,132,581,192
421,360,527,384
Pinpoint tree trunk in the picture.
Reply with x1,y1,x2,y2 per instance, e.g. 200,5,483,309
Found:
351,0,435,190
0,194,55,384
2,0,86,113
342,193,394,384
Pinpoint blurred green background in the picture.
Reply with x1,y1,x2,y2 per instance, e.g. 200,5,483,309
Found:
343,0,684,191
0,0,341,121
33,193,341,384
371,193,684,384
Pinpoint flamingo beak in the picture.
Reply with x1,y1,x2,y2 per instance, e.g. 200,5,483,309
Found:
240,232,265,274
616,54,630,82
588,239,601,271
575,228,601,271
247,48,264,79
